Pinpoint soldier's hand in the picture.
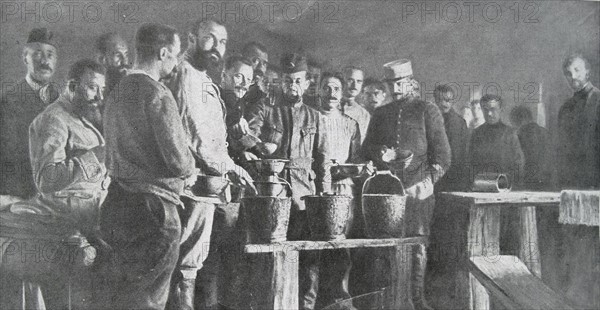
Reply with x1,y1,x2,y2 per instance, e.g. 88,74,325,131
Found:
227,167,257,195
404,177,434,200
232,118,250,136
381,146,397,162
242,151,259,161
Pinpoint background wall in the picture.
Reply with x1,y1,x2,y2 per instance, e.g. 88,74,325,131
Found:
1,0,598,134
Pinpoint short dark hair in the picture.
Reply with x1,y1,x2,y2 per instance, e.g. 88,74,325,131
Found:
563,53,590,72
189,18,224,37
96,32,124,54
434,84,455,102
242,41,267,57
510,105,533,125
342,65,363,75
135,23,178,63
363,77,386,92
307,58,322,70
480,94,503,107
68,59,106,82
320,71,345,89
225,54,253,71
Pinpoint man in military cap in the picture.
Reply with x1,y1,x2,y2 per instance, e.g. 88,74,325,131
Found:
1,28,60,200
363,59,450,310
246,52,331,309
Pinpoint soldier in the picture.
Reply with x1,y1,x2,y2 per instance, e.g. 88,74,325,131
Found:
363,59,450,310
362,77,388,113
166,19,254,310
246,52,331,309
557,53,600,189
1,59,108,310
303,59,323,109
102,23,194,309
316,72,362,308
1,28,60,200
96,32,130,94
555,53,599,308
433,84,470,192
341,66,370,144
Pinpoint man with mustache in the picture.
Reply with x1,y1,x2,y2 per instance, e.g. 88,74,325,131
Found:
222,55,254,132
315,72,362,308
96,32,131,94
0,59,107,310
363,59,450,310
557,53,600,189
166,18,254,310
246,52,331,309
555,53,599,308
1,28,60,200
102,23,194,309
341,66,370,145
362,78,388,113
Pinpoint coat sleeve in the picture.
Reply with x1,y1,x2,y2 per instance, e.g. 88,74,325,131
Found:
425,103,451,183
349,121,362,163
507,128,525,187
29,113,103,193
146,89,195,178
362,109,385,163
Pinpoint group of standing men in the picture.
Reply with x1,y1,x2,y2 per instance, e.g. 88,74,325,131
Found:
0,15,598,310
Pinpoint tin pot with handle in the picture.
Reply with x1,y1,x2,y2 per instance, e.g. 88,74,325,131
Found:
361,170,407,238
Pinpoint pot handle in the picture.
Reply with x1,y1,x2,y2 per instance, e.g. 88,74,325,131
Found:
276,176,293,197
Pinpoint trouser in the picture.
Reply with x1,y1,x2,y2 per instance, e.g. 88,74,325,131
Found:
99,182,181,310
196,202,243,309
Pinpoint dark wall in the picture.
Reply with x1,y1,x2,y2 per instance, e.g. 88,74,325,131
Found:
1,0,598,133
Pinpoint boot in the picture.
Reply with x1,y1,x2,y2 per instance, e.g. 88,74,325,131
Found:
412,244,434,310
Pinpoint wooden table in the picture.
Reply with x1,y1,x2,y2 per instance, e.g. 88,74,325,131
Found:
436,191,561,310
244,237,427,310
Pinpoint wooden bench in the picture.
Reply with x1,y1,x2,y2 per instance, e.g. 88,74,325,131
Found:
244,237,427,310
469,255,573,310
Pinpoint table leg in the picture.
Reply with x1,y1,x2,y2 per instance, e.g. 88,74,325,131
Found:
271,250,299,310
517,206,541,277
467,205,500,310
389,244,414,310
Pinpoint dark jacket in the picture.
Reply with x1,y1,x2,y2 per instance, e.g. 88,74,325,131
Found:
470,121,524,187
518,122,551,190
104,73,195,204
437,109,470,192
557,83,600,189
0,79,59,198
363,98,451,189
247,100,330,210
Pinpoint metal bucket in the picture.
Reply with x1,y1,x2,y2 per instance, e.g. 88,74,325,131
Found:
361,171,407,238
302,194,352,241
362,194,407,238
242,196,291,243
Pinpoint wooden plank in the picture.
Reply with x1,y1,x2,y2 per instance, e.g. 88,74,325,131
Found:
388,244,414,310
469,256,574,310
244,237,427,253
466,205,500,310
517,206,541,277
438,191,561,206
271,250,299,310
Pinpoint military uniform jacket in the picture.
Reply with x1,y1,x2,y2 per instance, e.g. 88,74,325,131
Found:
363,98,451,189
247,101,330,210
0,79,59,198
